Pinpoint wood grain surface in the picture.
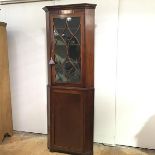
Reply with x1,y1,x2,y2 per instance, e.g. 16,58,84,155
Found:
0,23,13,143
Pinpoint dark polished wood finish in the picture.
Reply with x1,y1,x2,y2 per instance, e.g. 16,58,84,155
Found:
43,4,96,155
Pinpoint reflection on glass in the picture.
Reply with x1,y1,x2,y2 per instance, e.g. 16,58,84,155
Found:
53,17,81,83
55,45,67,63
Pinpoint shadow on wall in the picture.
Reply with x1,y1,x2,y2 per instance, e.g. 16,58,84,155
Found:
136,115,155,149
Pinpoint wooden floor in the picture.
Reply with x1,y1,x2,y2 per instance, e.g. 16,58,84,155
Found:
0,132,155,155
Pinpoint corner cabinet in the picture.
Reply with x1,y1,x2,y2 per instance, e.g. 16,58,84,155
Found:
43,4,96,155
0,22,13,143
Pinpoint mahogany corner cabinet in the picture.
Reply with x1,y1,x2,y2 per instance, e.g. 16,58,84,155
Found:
43,3,96,155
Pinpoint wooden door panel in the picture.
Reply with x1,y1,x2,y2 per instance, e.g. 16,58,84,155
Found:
51,89,84,152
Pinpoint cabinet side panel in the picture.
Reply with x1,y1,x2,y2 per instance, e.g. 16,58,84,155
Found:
45,12,52,85
84,89,94,152
47,85,51,149
85,9,95,88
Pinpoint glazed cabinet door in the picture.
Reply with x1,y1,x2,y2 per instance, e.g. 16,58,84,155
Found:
50,14,84,87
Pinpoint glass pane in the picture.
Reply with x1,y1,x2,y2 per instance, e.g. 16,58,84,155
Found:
54,31,65,46
55,63,67,82
53,18,66,28
64,58,80,82
70,28,80,44
53,17,81,83
68,45,80,60
67,17,80,28
55,45,67,63
62,28,72,45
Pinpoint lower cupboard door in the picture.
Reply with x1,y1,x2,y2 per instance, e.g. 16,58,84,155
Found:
51,89,85,152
